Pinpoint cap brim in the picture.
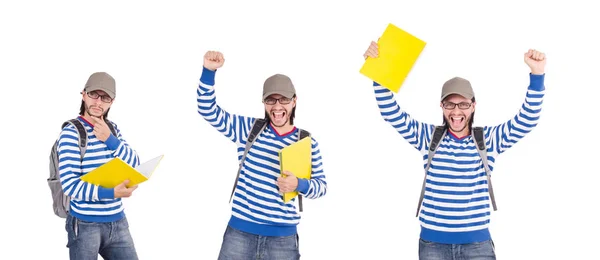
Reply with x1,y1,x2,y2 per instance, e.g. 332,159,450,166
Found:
263,91,295,100
441,92,473,101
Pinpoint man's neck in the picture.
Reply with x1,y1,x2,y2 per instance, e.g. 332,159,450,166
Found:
81,113,100,126
271,123,295,136
448,128,470,139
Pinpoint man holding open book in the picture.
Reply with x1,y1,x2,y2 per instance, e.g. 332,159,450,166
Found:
56,72,141,259
363,41,546,259
197,51,328,260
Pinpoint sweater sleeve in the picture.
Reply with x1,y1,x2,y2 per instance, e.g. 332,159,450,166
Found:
196,66,258,146
103,122,140,168
57,126,114,201
373,81,435,152
296,137,327,199
485,73,546,155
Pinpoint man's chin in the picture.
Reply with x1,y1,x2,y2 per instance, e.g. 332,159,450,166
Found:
86,110,104,118
450,126,466,133
270,118,289,127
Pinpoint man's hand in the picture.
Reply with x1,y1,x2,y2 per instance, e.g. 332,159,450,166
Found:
114,180,138,198
204,51,225,71
91,116,111,142
277,171,298,193
363,40,379,60
524,49,546,75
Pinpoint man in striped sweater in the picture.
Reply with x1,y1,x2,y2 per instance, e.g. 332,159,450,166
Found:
363,42,546,259
197,51,327,260
57,72,141,260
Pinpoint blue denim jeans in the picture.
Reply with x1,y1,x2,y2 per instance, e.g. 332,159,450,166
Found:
217,225,300,260
419,238,496,260
65,214,138,260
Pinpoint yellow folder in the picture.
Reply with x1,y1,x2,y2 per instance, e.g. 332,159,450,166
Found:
279,137,312,203
80,155,164,188
360,23,427,93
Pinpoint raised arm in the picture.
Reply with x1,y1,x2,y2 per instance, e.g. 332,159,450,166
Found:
485,49,547,155
486,73,545,154
364,40,434,152
57,126,115,201
296,137,327,199
196,51,256,145
373,83,435,152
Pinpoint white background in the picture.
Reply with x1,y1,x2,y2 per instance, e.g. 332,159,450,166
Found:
1,0,598,259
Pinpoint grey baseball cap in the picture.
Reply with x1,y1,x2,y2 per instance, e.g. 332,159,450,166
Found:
440,76,474,101
262,74,296,100
84,72,116,99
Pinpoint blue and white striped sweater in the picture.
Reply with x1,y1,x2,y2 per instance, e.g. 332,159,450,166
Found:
57,116,140,223
374,73,545,244
197,67,327,236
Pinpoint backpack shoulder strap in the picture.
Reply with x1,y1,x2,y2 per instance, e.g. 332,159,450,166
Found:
295,128,311,213
229,118,268,203
472,126,486,151
62,119,88,161
299,129,311,140
416,125,446,217
472,126,497,211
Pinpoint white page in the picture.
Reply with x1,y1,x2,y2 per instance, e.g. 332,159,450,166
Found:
134,154,164,178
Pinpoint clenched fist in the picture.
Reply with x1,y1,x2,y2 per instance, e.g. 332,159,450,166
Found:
524,49,546,75
204,51,224,71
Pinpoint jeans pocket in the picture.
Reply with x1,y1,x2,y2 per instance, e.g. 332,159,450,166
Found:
122,216,130,228
65,216,79,247
419,238,435,245
295,234,300,249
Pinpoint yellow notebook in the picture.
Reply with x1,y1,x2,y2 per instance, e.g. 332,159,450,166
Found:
80,154,164,188
360,23,427,92
279,137,312,203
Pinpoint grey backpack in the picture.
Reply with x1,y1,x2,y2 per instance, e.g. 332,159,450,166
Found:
47,118,116,218
415,126,497,217
229,118,311,212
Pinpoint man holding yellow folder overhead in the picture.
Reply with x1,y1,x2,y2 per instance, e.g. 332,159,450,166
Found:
56,72,141,260
363,41,546,259
197,51,327,260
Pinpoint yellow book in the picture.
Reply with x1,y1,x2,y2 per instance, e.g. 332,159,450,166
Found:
80,154,164,188
279,137,312,203
360,23,427,92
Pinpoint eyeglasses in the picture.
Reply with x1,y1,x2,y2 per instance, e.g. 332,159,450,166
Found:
264,97,293,105
86,91,113,103
442,102,472,110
